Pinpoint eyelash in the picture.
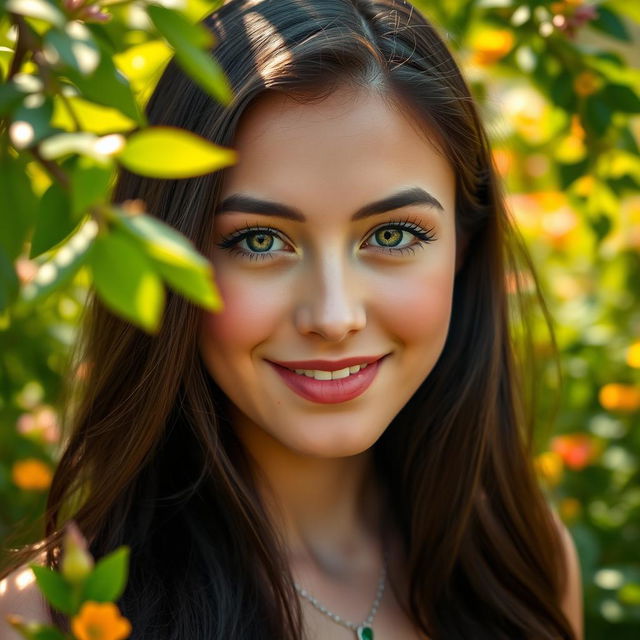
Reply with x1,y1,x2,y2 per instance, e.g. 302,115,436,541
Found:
215,216,437,262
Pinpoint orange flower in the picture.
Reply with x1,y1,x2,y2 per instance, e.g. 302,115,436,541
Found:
470,29,514,66
570,114,586,139
573,71,602,97
492,148,514,177
71,602,132,640
11,458,53,490
599,383,640,412
551,434,600,470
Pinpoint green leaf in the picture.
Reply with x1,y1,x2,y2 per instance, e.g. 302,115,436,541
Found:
5,0,65,28
590,213,612,243
0,153,37,259
43,21,100,76
52,93,137,134
81,546,130,602
549,71,577,111
147,4,233,106
67,52,144,124
583,96,613,137
618,582,640,605
70,158,114,218
30,627,68,640
557,158,589,189
147,5,214,49
0,247,19,312
20,218,97,305
113,40,173,85
29,565,75,615
114,210,222,310
589,5,631,42
0,81,26,116
29,182,75,258
605,0,640,22
600,84,640,113
117,126,236,178
88,228,165,332
6,617,68,640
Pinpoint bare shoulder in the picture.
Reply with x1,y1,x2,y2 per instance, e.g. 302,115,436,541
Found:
550,510,584,640
0,556,52,639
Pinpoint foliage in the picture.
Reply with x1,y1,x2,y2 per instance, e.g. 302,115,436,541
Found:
6,520,131,640
0,0,638,638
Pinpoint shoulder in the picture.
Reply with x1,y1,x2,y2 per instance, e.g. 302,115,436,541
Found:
0,556,52,639
550,510,584,640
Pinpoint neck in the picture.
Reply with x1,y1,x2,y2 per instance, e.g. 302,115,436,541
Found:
230,408,387,569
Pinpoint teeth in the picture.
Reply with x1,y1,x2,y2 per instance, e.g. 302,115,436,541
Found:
288,363,371,381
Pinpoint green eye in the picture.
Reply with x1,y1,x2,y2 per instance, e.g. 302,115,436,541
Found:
246,232,275,252
373,228,403,247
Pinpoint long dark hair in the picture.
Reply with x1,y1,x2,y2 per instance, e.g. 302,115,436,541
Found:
2,1,574,638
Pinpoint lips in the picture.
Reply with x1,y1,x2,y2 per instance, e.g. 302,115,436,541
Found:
268,355,385,370
267,355,387,404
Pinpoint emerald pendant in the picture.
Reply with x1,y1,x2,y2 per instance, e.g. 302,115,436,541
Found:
357,626,374,640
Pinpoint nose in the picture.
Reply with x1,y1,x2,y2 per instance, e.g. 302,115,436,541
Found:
294,254,366,343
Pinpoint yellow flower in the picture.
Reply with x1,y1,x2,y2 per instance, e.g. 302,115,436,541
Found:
627,341,640,368
599,383,640,412
470,29,514,66
573,71,602,97
554,134,586,163
11,458,53,491
535,451,564,486
71,602,132,640
572,175,594,197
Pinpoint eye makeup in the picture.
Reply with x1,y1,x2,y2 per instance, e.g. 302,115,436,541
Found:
214,216,438,262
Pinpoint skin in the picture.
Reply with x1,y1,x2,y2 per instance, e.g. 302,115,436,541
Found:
197,85,458,638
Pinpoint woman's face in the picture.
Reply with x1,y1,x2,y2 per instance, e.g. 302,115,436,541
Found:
198,87,458,458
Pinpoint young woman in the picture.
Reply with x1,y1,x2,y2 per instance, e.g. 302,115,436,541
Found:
1,1,583,638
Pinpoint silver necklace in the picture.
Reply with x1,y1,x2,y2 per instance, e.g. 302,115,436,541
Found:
293,552,388,640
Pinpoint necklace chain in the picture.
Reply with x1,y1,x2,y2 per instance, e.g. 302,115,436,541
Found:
293,552,388,632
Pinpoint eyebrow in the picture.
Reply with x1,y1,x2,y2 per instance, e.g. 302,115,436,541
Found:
214,186,444,221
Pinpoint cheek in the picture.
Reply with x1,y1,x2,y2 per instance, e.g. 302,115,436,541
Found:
199,268,285,353
376,261,455,344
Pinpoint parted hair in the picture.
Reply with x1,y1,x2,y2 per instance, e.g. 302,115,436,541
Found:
2,1,574,638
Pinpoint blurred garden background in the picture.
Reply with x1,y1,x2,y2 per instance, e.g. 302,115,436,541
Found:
0,0,639,638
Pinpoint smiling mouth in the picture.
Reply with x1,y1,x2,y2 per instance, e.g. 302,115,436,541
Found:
267,356,387,404
282,362,372,381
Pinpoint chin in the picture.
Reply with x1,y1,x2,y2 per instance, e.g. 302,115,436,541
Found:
282,425,382,459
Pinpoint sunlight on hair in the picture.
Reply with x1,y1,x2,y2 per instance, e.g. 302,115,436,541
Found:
244,11,291,77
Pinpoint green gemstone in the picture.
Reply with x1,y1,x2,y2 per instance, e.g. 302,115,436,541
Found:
357,626,374,640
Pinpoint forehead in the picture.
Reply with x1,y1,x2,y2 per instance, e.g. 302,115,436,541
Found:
220,87,455,215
